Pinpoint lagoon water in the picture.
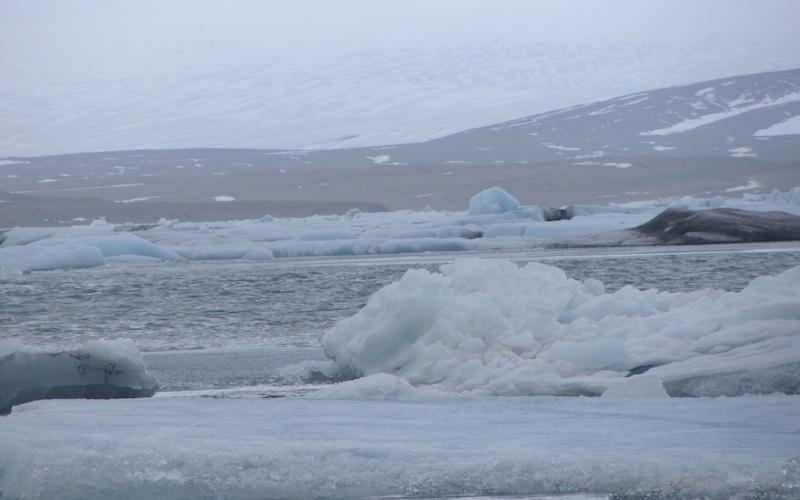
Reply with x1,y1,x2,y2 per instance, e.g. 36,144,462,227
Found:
3,243,799,394
3,242,800,499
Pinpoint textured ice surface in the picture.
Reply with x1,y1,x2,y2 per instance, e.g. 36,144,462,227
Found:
1,396,798,499
320,259,800,397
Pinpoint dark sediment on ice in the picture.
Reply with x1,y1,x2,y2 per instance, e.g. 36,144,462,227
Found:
551,207,800,247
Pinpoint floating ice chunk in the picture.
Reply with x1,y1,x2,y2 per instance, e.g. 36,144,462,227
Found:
0,234,185,273
0,244,105,274
321,258,800,397
467,186,519,215
0,339,158,414
43,234,186,261
344,208,362,219
0,227,59,247
88,218,114,229
747,187,800,206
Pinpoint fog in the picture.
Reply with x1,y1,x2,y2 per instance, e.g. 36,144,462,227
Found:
4,0,798,77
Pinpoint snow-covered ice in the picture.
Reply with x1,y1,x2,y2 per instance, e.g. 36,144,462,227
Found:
1,395,798,499
319,258,800,398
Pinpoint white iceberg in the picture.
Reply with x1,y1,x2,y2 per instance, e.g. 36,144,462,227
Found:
320,258,800,397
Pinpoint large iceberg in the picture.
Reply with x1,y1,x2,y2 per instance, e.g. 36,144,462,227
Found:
0,339,158,414
320,258,800,397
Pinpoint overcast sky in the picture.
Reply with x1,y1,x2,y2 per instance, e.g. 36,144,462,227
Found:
3,0,799,79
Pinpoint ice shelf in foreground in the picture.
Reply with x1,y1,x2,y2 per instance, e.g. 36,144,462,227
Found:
320,258,800,397
1,396,799,499
0,339,158,414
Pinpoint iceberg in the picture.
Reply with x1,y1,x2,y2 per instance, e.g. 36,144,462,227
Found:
0,231,185,273
0,339,158,414
467,186,520,215
320,259,800,397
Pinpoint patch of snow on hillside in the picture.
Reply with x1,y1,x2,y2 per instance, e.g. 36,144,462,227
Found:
641,92,800,136
729,146,757,157
726,179,761,192
754,114,800,136
543,143,581,151
367,155,392,165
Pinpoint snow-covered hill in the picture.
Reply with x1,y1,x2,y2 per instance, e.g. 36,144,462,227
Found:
415,68,800,165
3,68,798,220
2,1,799,157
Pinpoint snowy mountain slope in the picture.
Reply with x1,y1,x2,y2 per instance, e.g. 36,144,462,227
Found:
0,21,800,156
2,69,798,220
432,68,800,164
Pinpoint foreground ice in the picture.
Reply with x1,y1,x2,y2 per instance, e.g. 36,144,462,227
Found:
1,187,799,274
0,339,158,414
320,259,800,398
1,395,798,499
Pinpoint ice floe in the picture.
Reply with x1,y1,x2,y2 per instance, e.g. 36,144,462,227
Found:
1,187,799,274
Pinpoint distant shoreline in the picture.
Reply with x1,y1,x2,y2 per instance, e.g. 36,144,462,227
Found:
2,149,797,228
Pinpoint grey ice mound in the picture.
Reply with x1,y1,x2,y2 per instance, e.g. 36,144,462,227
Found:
553,207,800,247
0,339,158,414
